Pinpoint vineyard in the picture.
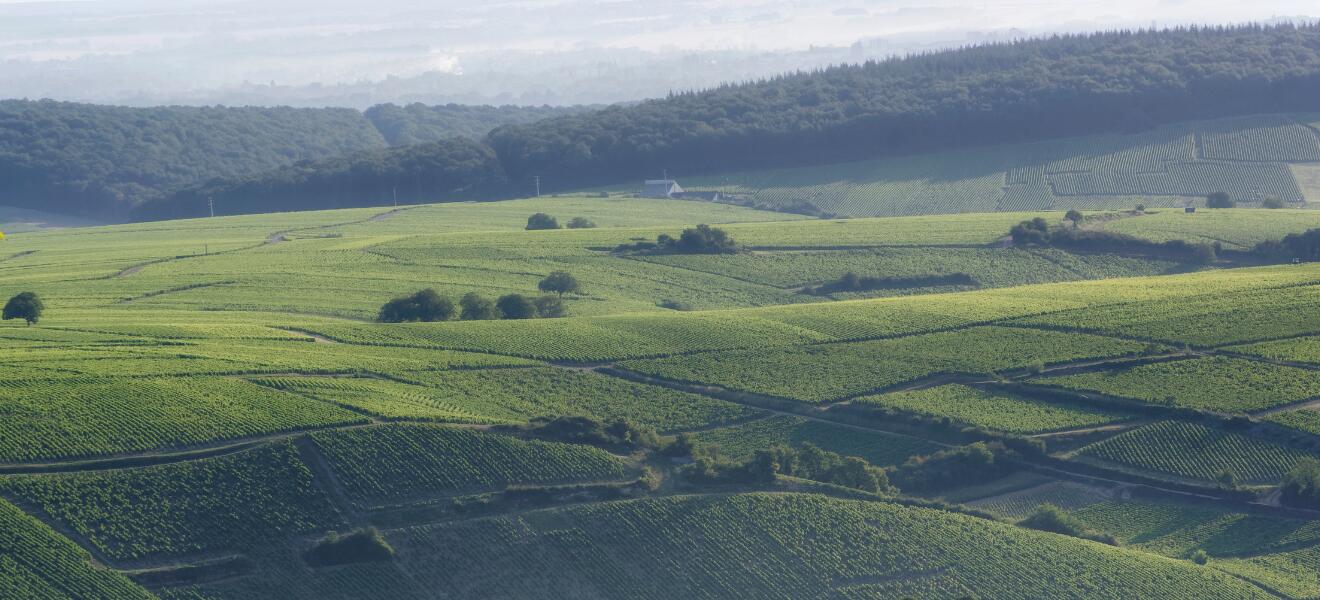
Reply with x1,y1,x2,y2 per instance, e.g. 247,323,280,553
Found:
0,443,343,561
5,195,1320,598
619,326,1148,403
1034,356,1320,413
1075,421,1318,484
309,425,633,506
854,384,1130,433
0,497,151,599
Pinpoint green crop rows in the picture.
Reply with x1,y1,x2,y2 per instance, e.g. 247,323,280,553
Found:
0,443,344,561
855,384,1130,433
1034,356,1320,413
0,377,366,462
1076,421,1317,483
261,367,758,431
0,497,152,599
621,326,1148,403
310,425,633,506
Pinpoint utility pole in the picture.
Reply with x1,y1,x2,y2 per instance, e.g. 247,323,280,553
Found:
533,176,541,197
208,196,214,218
663,169,668,180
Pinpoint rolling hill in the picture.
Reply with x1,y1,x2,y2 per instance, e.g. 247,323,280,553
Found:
4,198,1320,597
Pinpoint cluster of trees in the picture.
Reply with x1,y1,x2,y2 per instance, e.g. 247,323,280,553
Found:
2,292,42,325
378,273,580,323
804,272,976,295
680,441,893,494
1010,217,1217,264
887,442,1019,494
1280,458,1320,510
615,224,739,255
1255,228,1320,261
525,213,597,230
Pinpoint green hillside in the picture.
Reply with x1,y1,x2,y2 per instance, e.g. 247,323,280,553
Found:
170,493,1270,600
663,114,1320,217
4,197,1320,598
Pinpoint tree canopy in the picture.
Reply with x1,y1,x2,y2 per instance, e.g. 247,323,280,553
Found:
2,291,43,325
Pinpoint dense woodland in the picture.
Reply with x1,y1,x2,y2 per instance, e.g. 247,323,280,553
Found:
488,24,1320,190
0,101,580,218
364,103,594,146
8,24,1320,221
131,138,508,220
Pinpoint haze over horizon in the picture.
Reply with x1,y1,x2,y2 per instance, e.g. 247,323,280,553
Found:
1,0,1317,107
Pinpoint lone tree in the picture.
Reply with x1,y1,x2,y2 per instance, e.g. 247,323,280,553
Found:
1206,191,1235,208
566,217,597,229
3,291,42,326
496,294,537,319
526,213,560,230
459,292,499,320
538,271,581,297
1065,209,1084,227
378,288,455,323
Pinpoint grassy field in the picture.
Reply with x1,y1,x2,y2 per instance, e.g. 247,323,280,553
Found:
6,196,1320,598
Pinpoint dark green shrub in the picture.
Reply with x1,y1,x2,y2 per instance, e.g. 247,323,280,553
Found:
304,528,394,567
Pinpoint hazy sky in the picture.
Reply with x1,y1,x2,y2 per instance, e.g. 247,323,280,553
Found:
1,0,1315,106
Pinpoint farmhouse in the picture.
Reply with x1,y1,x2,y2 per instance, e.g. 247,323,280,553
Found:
641,179,684,198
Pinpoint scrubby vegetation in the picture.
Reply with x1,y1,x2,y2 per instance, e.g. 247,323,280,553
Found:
1281,459,1320,510
304,527,395,567
1018,504,1118,545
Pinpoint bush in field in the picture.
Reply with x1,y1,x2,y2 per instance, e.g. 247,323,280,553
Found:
567,217,597,229
496,294,537,319
526,213,560,230
1206,192,1235,208
1280,458,1320,509
673,224,739,254
538,271,581,297
378,288,455,323
459,292,499,320
1009,218,1051,246
1018,504,1117,545
532,295,566,318
1263,197,1286,209
888,442,1017,493
304,527,394,567
2,292,43,326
